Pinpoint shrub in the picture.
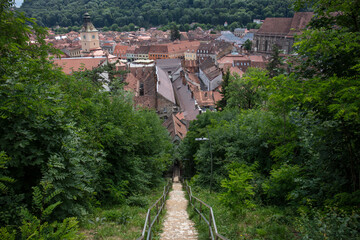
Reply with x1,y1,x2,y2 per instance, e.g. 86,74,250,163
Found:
0,182,83,240
103,209,130,225
219,163,257,215
126,195,149,208
297,208,360,240
262,164,302,205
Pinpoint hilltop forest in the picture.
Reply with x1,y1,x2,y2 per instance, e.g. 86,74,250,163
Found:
20,0,294,29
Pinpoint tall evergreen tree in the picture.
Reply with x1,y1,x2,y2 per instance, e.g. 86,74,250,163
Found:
216,69,230,110
266,44,285,78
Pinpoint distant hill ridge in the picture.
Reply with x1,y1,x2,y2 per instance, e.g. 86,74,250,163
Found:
20,0,294,28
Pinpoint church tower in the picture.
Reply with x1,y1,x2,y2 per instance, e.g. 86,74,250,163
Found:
80,13,99,53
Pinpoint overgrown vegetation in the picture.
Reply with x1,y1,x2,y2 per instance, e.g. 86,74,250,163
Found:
0,0,172,238
181,0,360,238
187,187,297,240
80,180,168,239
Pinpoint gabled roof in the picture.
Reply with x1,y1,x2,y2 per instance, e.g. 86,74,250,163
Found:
53,57,106,75
134,45,150,54
113,45,128,55
162,113,188,140
156,59,182,74
193,91,215,107
257,18,293,35
287,12,314,36
199,58,222,81
229,66,244,77
257,12,313,36
156,66,176,104
149,45,168,54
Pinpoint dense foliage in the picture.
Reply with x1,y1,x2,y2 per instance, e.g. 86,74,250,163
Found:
181,0,360,238
19,0,294,29
0,0,172,238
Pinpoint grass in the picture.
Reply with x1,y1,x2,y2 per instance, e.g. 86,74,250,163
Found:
186,185,298,240
80,180,170,240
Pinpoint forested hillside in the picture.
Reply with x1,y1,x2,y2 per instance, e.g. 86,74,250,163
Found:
19,0,294,28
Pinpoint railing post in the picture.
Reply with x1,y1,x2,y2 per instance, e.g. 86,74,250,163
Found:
209,212,212,239
156,203,159,223
199,203,202,222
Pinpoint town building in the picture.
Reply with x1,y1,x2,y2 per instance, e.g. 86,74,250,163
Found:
199,58,223,91
149,45,169,60
80,13,100,53
113,44,128,59
162,112,188,143
252,12,313,54
134,46,150,60
234,28,247,38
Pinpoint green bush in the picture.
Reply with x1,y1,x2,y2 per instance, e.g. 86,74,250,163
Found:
263,164,302,205
103,209,130,225
0,182,83,240
126,195,149,208
219,163,257,215
297,208,360,240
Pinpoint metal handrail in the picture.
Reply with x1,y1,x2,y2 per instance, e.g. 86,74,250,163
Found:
137,179,172,240
184,181,228,240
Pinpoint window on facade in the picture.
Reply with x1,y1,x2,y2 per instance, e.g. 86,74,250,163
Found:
265,40,268,51
92,35,95,39
83,35,86,39
139,83,144,96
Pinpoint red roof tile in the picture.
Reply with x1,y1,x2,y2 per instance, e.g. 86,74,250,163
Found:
53,57,106,75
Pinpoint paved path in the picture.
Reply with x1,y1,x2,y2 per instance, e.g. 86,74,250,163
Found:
160,181,198,240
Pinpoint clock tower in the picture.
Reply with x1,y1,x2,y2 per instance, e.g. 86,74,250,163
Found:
80,13,99,53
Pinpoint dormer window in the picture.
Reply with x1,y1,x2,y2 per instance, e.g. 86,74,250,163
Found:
139,83,144,96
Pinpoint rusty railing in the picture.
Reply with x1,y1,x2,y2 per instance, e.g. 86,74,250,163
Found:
136,179,171,240
184,181,228,240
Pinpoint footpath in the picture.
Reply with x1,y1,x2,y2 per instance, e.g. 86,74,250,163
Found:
160,169,198,240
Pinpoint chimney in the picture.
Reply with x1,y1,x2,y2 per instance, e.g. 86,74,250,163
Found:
182,73,186,86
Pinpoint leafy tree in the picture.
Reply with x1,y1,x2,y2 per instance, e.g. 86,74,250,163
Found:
1,0,172,229
220,163,258,215
216,69,230,111
266,44,285,78
243,39,252,51
170,22,181,41
226,68,267,110
262,164,302,205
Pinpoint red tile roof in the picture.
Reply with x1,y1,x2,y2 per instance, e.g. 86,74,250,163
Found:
53,57,106,75
149,45,168,54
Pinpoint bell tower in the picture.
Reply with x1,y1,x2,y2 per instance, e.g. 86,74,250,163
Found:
80,13,99,53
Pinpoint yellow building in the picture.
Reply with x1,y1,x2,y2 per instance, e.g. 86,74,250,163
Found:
184,47,198,60
80,13,99,53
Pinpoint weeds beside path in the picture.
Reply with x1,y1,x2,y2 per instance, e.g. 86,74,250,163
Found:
79,182,167,240
187,187,297,240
